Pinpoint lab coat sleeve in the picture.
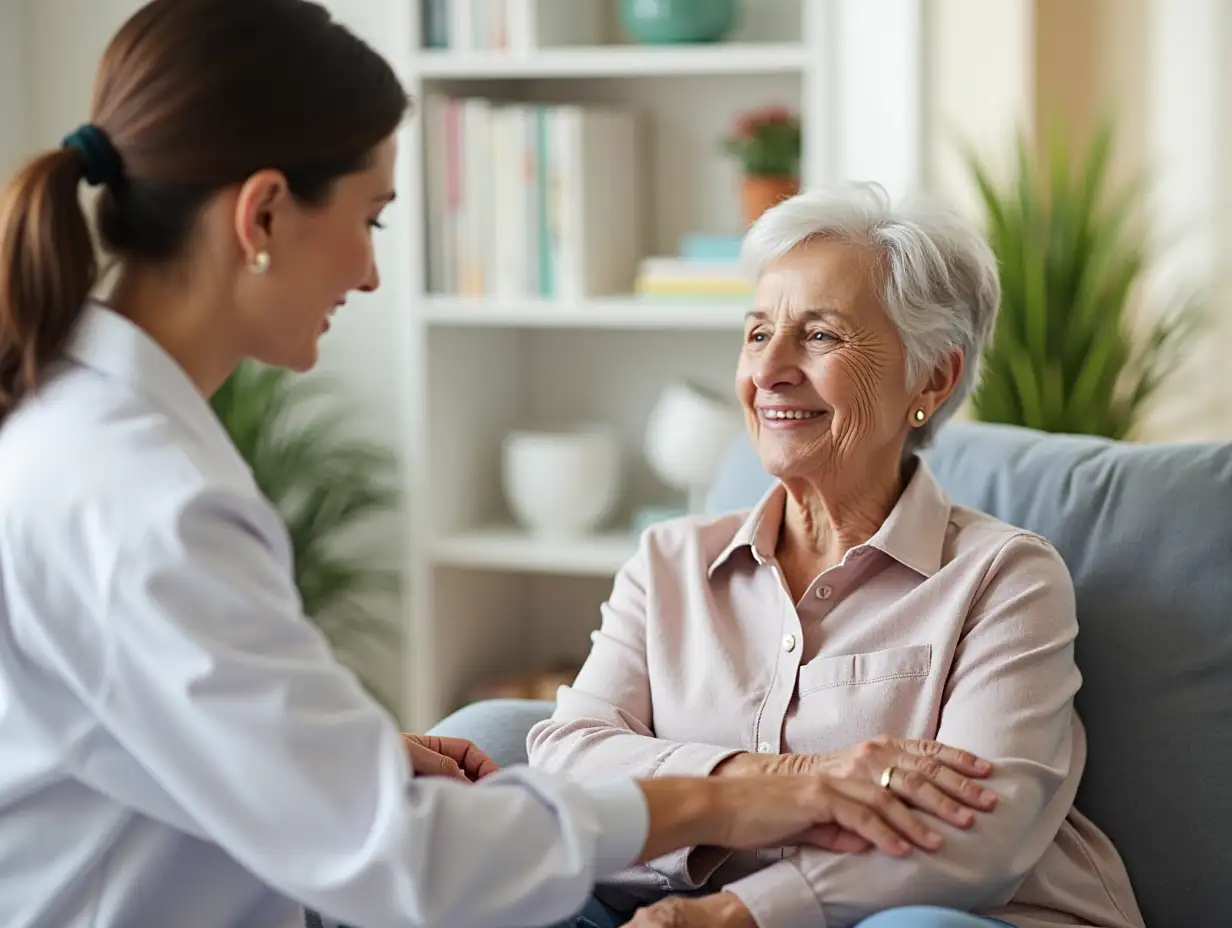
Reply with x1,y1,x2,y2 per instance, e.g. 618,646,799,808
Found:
91,486,647,928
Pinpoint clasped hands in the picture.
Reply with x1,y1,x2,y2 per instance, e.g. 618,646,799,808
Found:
628,737,999,928
400,732,999,928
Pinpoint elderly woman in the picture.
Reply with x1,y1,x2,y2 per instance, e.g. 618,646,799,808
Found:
526,184,1144,928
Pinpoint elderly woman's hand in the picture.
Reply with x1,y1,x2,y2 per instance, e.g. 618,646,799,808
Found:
627,892,755,928
715,736,997,830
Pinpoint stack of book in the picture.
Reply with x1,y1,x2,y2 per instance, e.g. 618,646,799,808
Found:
633,236,752,302
423,95,644,300
634,258,753,302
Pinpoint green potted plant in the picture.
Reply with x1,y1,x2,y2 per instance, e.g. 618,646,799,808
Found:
210,361,402,711
967,123,1201,439
719,105,802,226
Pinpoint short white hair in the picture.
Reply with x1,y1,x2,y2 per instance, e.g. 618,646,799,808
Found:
740,181,1000,453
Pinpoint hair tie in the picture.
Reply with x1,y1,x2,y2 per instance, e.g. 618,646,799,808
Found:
61,123,124,188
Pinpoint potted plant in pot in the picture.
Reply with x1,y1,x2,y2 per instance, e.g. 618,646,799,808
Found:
967,123,1202,439
719,105,802,227
210,360,402,713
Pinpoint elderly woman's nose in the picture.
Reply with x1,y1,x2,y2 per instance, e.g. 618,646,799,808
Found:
752,337,806,390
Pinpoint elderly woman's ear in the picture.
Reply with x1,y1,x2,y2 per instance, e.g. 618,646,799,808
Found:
911,349,965,429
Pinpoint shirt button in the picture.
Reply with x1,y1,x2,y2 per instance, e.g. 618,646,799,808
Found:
815,584,832,600
782,634,797,652
757,742,773,753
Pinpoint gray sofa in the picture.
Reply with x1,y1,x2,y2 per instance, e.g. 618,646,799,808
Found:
434,421,1232,926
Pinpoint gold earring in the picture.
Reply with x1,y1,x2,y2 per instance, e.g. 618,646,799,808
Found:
249,250,270,275
914,409,926,423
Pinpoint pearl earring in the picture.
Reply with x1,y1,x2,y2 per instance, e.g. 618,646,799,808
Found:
249,250,271,275
914,409,926,423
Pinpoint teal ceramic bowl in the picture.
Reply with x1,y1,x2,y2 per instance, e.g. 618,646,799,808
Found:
619,0,739,45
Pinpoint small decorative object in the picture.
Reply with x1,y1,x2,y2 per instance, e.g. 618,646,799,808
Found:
643,382,744,514
502,427,621,538
619,0,738,45
719,105,802,226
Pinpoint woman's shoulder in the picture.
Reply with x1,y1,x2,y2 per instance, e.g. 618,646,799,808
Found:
0,367,273,562
626,507,756,575
945,503,1074,587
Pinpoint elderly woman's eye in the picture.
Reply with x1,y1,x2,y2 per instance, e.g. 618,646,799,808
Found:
809,330,833,342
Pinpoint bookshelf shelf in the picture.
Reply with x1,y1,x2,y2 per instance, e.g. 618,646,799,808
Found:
431,526,637,576
415,44,809,80
421,295,749,330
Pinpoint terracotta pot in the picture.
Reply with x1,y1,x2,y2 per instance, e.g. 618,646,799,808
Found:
741,174,800,226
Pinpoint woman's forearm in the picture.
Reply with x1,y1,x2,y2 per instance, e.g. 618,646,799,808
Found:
527,685,741,781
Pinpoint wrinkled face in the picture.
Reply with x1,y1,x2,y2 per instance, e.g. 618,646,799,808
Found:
232,134,397,372
736,238,917,483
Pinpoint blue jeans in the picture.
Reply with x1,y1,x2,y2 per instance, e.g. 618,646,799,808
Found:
549,899,1010,927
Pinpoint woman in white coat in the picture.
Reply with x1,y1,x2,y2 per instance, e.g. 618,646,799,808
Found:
0,1,985,926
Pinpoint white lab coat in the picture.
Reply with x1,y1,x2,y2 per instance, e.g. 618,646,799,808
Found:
0,304,646,928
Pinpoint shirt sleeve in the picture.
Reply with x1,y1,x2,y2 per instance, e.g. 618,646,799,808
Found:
83,487,648,928
723,533,1085,928
527,531,741,889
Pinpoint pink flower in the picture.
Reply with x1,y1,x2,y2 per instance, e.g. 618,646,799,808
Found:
732,106,797,139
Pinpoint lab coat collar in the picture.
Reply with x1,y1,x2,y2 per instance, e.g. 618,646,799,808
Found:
65,302,235,452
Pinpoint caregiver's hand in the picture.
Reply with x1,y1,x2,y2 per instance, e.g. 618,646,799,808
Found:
715,736,998,830
636,771,944,865
401,733,501,782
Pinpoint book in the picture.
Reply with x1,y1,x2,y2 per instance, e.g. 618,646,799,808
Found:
424,96,645,300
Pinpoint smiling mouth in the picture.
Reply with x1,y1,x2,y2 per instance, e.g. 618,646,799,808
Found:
760,409,825,421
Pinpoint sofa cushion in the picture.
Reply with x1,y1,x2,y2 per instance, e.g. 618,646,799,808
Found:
705,421,1232,927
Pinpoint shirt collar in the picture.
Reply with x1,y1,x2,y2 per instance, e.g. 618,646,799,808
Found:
707,457,952,578
708,482,787,577
64,302,235,451
864,457,951,577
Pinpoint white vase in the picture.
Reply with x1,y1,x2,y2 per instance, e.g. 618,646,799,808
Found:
644,382,744,512
502,427,621,538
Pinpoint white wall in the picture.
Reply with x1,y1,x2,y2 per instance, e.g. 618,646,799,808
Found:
0,0,29,176
1138,0,1232,441
923,0,1034,216
20,0,142,150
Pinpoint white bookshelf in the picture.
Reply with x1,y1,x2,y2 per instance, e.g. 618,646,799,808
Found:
392,0,924,730
431,526,637,575
423,295,749,329
416,43,809,78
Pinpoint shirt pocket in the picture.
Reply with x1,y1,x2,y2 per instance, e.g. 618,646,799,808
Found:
796,644,932,698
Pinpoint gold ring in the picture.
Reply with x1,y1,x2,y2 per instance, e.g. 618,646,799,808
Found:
879,765,896,790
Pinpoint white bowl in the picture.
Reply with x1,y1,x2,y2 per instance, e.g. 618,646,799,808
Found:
502,427,621,538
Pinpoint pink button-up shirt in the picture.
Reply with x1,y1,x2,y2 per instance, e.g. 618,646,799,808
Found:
527,460,1144,928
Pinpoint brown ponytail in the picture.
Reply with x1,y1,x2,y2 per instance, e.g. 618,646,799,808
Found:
0,0,408,424
0,148,98,418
